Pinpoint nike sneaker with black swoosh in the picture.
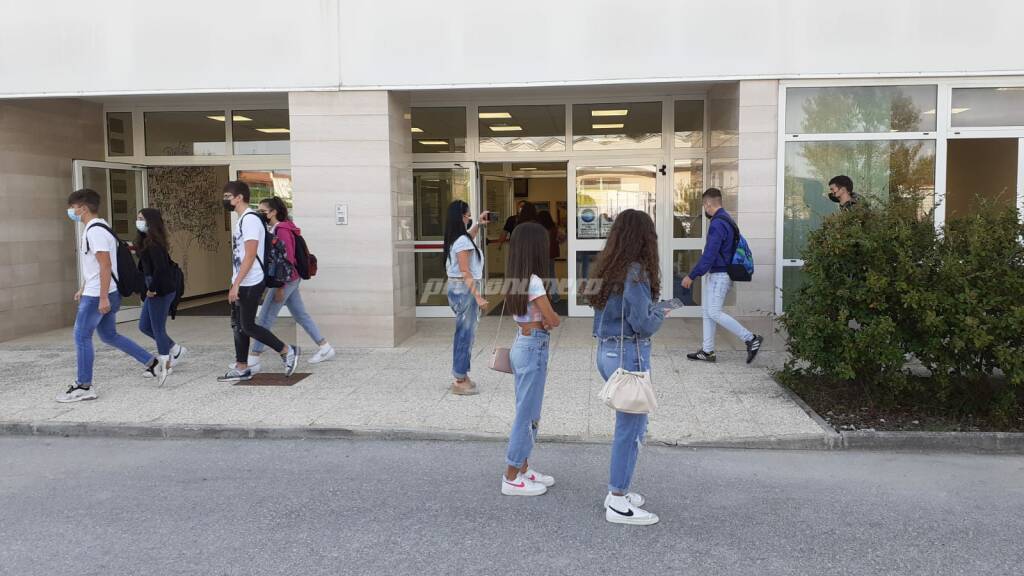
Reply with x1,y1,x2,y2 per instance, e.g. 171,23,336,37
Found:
604,492,659,525
500,474,547,496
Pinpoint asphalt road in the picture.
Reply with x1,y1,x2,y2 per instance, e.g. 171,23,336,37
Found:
1,437,1022,576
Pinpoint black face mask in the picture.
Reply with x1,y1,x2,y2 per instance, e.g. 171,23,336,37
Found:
222,199,234,211
465,218,472,229
705,211,714,220
828,192,840,203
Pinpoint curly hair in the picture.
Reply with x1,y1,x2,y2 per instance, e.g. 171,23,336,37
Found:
588,209,660,309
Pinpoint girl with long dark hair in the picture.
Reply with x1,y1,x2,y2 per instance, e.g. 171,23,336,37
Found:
136,208,185,385
501,222,561,496
589,209,669,525
245,197,334,373
443,200,492,395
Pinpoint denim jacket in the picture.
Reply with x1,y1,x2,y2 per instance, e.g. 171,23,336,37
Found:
591,262,666,340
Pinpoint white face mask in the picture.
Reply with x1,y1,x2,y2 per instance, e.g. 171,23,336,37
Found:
135,220,148,233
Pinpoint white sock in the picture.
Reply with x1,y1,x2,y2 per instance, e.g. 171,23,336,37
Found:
159,354,170,367
319,342,331,351
247,355,261,365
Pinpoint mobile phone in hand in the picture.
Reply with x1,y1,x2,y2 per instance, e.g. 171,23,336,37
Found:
653,298,684,312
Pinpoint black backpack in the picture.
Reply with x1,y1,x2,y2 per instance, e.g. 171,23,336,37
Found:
286,228,317,280
85,222,144,297
169,260,185,319
238,212,292,288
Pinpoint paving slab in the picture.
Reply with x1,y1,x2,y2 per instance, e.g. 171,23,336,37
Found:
0,316,827,447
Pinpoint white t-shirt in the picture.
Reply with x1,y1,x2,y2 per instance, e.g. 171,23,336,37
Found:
233,209,266,287
81,219,119,297
512,274,547,323
446,235,483,280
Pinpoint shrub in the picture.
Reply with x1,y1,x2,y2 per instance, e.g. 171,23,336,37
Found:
779,197,1024,420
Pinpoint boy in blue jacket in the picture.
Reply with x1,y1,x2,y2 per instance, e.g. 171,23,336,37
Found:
681,188,763,364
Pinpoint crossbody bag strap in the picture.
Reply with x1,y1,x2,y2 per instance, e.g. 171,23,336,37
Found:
490,297,507,349
618,291,626,371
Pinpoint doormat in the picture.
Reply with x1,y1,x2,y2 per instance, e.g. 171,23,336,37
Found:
233,373,312,386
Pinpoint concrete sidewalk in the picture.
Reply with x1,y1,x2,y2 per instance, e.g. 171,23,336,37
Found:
0,316,827,446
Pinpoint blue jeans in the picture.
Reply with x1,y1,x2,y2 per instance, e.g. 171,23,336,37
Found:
447,279,480,379
251,279,324,354
703,272,753,352
74,291,153,386
596,336,651,494
139,292,176,355
505,328,550,468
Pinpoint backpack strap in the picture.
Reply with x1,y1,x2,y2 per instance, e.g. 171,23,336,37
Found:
84,222,121,284
711,211,741,261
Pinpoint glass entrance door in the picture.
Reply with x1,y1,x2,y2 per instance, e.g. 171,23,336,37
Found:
413,162,478,317
73,160,148,321
567,161,665,316
481,174,515,309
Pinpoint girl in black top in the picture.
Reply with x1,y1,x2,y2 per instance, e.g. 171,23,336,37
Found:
135,208,185,384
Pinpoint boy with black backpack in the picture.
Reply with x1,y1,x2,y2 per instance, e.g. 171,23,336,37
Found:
57,189,156,403
681,187,763,365
218,181,300,382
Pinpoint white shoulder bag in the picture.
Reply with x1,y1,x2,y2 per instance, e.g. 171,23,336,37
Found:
488,300,513,374
597,299,657,414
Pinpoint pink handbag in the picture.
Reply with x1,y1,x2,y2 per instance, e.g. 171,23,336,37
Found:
488,301,513,374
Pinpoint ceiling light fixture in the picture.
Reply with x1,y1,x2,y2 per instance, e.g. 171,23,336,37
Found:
592,123,625,129
207,115,253,122
922,109,936,115
411,127,423,133
489,125,523,132
952,107,971,114
591,109,628,117
519,167,537,171
419,140,449,145
255,128,290,134
479,112,512,119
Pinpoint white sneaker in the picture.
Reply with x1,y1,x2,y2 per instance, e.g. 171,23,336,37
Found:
501,474,547,497
56,384,97,403
142,359,158,379
226,360,261,375
157,355,171,386
604,493,659,526
308,345,335,364
169,344,188,367
524,468,555,487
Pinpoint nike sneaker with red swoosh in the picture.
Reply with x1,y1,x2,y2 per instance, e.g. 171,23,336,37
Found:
524,468,555,487
500,474,547,496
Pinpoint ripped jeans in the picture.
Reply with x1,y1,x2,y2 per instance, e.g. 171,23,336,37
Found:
447,279,480,379
505,328,550,469
597,336,651,493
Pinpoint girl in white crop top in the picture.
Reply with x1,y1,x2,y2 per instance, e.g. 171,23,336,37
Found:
500,222,561,496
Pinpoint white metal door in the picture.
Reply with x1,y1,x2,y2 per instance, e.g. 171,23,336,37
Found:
72,160,148,322
413,162,479,317
567,159,667,317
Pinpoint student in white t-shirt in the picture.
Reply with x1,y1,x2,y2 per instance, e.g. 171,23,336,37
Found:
500,222,561,497
218,181,300,383
56,189,155,403
442,200,493,396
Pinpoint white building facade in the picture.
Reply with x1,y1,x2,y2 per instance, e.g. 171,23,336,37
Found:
2,0,1023,345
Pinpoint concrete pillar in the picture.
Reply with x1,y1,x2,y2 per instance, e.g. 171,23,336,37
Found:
736,80,780,316
0,99,104,342
288,91,415,348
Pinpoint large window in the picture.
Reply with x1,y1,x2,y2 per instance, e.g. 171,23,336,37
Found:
674,100,704,148
232,110,290,155
785,85,937,134
575,165,657,239
106,112,133,156
237,170,293,208
572,102,662,150
144,111,227,156
478,105,565,152
411,107,466,154
783,140,936,260
672,160,704,238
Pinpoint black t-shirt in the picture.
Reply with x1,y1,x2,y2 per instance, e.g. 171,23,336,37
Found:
503,215,518,235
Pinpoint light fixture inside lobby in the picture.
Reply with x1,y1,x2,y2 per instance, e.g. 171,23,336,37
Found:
207,115,253,122
592,123,624,129
489,125,522,132
419,140,449,145
591,109,628,117
479,112,512,119
952,107,971,114
255,128,290,133
411,127,423,133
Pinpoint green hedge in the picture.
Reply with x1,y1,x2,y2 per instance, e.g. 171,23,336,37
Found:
779,198,1024,424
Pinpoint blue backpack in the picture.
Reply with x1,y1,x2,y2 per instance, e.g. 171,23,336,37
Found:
714,213,754,282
